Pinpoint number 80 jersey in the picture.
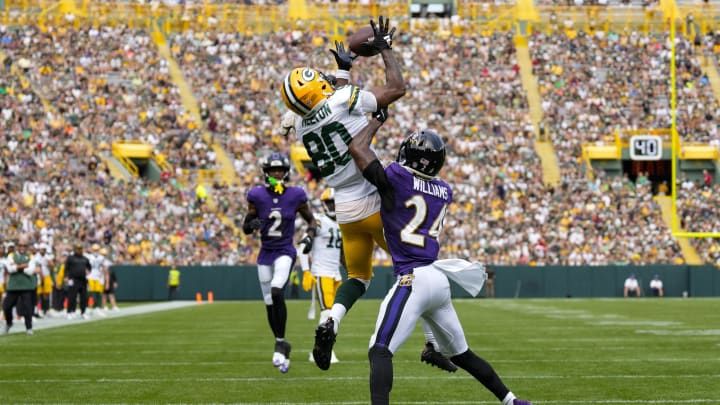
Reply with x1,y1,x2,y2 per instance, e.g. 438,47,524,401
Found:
294,85,379,206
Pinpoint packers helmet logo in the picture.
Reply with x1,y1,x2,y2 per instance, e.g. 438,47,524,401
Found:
301,69,316,81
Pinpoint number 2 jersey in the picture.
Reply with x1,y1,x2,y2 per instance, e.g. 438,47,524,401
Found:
246,185,308,265
376,162,453,276
293,85,380,224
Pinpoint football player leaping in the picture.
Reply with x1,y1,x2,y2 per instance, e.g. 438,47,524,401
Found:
281,16,455,373
243,153,317,374
298,188,343,364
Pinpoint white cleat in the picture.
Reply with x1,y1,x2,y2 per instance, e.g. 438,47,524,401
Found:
279,358,290,373
331,351,339,364
272,352,286,367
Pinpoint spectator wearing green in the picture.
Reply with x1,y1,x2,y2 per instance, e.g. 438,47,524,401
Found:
3,237,38,335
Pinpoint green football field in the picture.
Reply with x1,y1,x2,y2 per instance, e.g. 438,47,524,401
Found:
1,298,719,404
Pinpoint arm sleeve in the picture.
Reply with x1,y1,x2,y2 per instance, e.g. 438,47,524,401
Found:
6,256,17,273
362,159,395,212
351,89,378,115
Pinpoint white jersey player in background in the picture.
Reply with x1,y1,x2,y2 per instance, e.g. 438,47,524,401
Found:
87,244,111,316
33,244,54,317
281,16,457,373
298,188,343,364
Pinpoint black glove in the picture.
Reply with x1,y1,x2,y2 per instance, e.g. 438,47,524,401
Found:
299,236,313,254
370,16,396,52
373,107,389,123
243,216,263,234
329,40,355,71
248,218,262,230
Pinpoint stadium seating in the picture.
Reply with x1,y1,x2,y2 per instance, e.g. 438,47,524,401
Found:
1,2,718,266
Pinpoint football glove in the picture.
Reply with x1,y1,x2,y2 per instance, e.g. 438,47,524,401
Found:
281,111,297,137
302,271,315,292
329,40,355,71
243,216,262,234
299,235,313,254
370,16,396,52
373,107,389,123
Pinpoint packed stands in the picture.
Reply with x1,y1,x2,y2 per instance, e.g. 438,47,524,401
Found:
1,2,718,266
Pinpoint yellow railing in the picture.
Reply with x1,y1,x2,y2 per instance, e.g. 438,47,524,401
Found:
154,152,173,174
5,1,716,36
112,152,139,178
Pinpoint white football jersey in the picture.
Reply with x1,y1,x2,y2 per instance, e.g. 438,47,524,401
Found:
34,252,53,277
294,85,379,209
301,214,342,279
88,253,109,282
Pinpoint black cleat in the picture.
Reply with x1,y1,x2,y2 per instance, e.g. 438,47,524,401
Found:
313,318,336,371
420,342,457,373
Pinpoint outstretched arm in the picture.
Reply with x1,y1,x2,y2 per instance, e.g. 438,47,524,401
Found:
348,110,395,211
367,16,405,107
348,117,383,172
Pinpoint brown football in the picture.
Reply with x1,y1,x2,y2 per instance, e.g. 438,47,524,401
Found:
348,25,380,57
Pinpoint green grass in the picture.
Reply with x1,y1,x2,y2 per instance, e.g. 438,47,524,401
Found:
2,298,719,404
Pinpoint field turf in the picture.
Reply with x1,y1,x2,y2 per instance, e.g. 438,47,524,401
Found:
1,298,718,404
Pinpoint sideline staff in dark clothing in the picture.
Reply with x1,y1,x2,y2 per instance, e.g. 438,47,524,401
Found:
64,244,91,319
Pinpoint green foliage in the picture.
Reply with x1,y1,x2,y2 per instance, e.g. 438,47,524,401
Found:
1,298,719,404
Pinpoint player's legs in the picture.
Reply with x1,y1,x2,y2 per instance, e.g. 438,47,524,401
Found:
314,213,384,371
259,256,294,372
418,271,526,404
332,212,384,326
269,255,293,340
40,276,52,315
368,271,435,405
315,276,341,363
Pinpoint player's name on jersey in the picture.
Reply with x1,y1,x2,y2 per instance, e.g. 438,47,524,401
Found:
302,104,332,126
413,177,448,199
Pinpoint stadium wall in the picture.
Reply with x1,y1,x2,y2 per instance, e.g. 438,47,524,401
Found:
113,265,720,301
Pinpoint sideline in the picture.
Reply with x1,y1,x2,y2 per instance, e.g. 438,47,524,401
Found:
2,301,197,335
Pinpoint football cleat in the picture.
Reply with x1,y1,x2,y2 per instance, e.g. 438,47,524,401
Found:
420,342,457,373
309,350,339,363
272,341,286,367
313,318,337,371
279,358,291,374
513,400,532,405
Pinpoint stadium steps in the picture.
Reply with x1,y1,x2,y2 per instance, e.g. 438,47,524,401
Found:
150,22,238,187
700,54,720,113
514,36,561,187
0,49,131,182
654,196,703,265
151,28,245,243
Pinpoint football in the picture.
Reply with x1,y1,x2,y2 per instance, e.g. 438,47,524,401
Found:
348,25,380,57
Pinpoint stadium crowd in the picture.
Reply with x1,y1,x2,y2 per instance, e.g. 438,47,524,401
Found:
0,17,718,268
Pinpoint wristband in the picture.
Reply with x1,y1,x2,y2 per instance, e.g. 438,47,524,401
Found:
335,70,350,80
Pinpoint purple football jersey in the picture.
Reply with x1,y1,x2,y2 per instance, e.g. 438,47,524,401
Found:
247,185,308,264
382,163,453,275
